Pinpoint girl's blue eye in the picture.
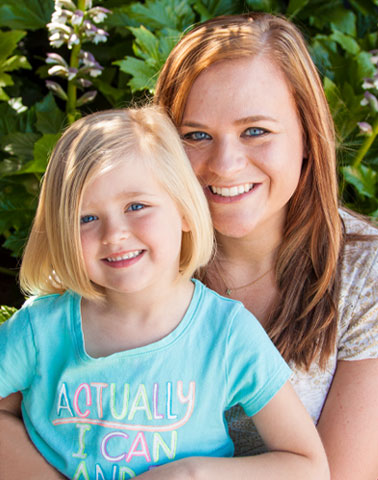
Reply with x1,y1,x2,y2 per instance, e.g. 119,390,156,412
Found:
244,127,266,137
127,203,144,212
182,131,211,141
80,214,98,224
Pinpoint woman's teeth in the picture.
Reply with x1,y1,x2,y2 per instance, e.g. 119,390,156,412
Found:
210,183,254,197
106,250,142,262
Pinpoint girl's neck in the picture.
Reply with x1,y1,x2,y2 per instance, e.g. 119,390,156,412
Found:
81,278,194,358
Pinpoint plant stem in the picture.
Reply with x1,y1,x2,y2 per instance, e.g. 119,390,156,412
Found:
0,266,18,277
353,115,378,168
66,0,86,124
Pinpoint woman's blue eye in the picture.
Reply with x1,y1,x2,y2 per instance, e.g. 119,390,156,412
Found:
80,214,98,224
244,127,266,137
127,203,144,212
182,131,211,141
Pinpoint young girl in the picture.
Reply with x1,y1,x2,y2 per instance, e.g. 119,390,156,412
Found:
0,106,329,480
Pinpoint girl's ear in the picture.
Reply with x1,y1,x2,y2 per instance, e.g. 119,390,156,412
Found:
181,216,191,232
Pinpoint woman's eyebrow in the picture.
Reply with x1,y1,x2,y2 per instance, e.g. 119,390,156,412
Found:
181,115,278,128
234,115,278,125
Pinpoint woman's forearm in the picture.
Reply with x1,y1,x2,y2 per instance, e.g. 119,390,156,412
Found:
0,395,65,480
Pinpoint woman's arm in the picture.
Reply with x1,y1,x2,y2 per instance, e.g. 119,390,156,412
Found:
136,381,330,480
317,358,378,480
0,393,65,480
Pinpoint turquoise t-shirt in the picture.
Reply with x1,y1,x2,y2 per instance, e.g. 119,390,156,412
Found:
0,280,291,479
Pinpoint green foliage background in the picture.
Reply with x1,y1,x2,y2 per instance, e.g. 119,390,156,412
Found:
0,0,377,314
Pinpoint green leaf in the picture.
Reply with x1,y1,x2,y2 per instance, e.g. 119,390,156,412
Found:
126,0,195,31
0,72,13,88
31,134,60,172
193,0,239,19
114,57,158,93
1,55,31,72
0,30,26,62
329,9,356,36
342,165,377,198
0,132,40,161
286,0,309,17
0,179,37,232
129,26,160,62
0,0,54,30
330,31,360,55
35,93,65,135
0,305,17,323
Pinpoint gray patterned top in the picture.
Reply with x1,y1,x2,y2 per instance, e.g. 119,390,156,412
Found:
227,209,378,456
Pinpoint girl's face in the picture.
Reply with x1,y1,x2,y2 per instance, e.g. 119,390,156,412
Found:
79,159,189,299
179,55,305,241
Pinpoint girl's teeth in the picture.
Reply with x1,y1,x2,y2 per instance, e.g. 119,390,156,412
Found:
106,251,141,262
210,183,254,197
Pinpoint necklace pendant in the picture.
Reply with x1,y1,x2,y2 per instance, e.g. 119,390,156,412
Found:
226,288,232,296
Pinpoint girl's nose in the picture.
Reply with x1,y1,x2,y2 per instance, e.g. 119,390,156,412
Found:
208,137,248,177
101,219,130,245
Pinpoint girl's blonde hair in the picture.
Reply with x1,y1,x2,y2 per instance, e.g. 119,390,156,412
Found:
155,13,342,369
20,106,214,300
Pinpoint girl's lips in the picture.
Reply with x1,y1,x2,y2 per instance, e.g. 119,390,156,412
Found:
205,183,261,203
101,250,145,268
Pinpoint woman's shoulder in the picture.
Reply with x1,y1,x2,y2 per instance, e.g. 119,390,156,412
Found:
337,209,378,360
340,208,378,237
340,208,378,269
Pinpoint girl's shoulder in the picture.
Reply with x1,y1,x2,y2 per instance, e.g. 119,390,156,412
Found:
16,290,80,327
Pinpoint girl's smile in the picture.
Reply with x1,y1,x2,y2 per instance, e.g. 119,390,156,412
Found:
102,249,145,267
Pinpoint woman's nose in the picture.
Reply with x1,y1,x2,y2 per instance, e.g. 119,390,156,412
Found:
208,137,248,177
101,218,130,245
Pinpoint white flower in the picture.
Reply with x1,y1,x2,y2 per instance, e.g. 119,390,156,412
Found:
85,0,93,10
362,78,374,90
71,10,84,26
68,33,80,49
48,64,69,77
93,28,108,44
67,67,78,80
51,8,69,24
88,7,111,23
46,53,69,68
358,122,373,135
46,80,68,100
80,50,96,66
361,91,378,112
55,0,76,11
49,32,67,48
76,90,97,106
47,22,72,35
88,65,103,77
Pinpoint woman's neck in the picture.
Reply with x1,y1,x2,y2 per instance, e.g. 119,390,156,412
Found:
215,228,282,271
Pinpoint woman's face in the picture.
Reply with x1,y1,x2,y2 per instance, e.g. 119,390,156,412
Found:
179,55,305,240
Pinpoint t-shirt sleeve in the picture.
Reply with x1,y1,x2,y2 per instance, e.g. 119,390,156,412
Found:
225,306,292,417
0,305,37,398
338,243,378,361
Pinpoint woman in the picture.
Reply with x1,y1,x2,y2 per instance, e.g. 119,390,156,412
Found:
0,12,377,480
154,12,378,479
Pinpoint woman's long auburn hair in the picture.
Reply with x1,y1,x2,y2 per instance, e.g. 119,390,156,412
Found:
155,12,343,370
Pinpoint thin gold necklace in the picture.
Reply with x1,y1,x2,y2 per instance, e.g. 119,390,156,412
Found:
214,264,273,296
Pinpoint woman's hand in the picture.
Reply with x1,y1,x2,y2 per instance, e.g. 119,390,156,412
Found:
137,381,330,480
317,358,378,480
0,392,66,480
